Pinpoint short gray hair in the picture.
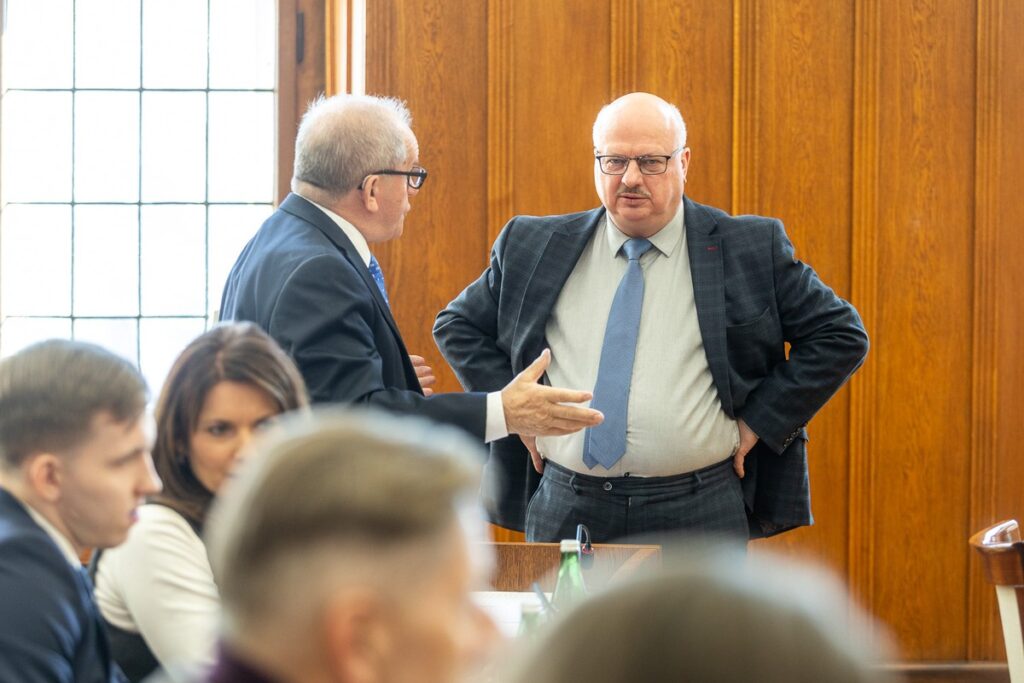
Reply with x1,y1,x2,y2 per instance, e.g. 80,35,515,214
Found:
292,94,413,196
0,339,147,468
206,408,483,640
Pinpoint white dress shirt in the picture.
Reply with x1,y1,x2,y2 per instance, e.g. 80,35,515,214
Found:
539,204,739,476
25,504,81,567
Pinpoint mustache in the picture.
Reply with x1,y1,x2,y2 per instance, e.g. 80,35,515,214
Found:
616,186,651,198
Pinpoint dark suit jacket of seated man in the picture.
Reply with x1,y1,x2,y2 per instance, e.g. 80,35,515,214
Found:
221,94,602,445
433,93,869,541
0,340,160,683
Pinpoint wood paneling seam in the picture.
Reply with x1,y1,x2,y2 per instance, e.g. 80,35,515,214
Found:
486,0,513,247
848,0,881,622
967,0,1002,660
731,0,758,214
610,0,638,96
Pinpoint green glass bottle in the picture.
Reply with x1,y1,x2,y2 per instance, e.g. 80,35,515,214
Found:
551,539,587,611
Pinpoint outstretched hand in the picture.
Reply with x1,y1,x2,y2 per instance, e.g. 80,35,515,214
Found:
501,349,603,437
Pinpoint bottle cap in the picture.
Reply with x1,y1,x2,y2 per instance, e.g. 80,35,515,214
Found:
560,539,581,553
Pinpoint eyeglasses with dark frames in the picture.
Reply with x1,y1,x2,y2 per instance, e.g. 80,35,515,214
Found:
359,165,428,190
594,148,684,176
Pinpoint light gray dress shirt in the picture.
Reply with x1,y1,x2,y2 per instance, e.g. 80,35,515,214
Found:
539,204,739,476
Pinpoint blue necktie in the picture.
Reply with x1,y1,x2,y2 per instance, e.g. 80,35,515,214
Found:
583,238,654,469
367,255,390,307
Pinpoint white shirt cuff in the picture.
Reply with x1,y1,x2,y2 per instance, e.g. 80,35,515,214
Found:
484,391,509,443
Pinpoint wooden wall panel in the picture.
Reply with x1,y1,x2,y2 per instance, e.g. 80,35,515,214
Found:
360,0,1024,671
636,0,733,216
871,0,976,659
970,0,1024,661
508,1,612,220
365,0,488,394
735,0,855,579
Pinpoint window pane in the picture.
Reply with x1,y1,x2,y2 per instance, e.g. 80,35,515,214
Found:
0,317,73,357
75,91,140,202
75,0,141,88
208,92,274,202
1,92,72,203
142,0,207,88
73,318,138,365
141,92,206,202
139,317,206,396
209,0,275,89
207,204,270,317
1,205,72,316
74,205,139,316
141,205,205,315
1,0,73,88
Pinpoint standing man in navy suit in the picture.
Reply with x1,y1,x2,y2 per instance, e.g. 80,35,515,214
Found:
434,93,868,542
220,94,602,444
0,340,161,682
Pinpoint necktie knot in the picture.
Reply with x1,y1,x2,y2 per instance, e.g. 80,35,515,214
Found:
621,238,653,261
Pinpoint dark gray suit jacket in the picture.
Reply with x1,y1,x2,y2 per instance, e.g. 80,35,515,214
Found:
220,193,486,437
433,197,868,537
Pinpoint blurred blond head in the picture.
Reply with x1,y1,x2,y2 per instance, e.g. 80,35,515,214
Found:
503,546,897,683
206,408,498,683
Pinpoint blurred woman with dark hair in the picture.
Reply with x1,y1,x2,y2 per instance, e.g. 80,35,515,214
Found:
94,322,308,682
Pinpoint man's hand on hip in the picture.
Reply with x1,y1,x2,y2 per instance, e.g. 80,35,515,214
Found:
501,349,603,437
733,418,760,479
521,435,544,474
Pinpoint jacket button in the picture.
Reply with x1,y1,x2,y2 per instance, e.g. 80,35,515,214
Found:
603,482,613,491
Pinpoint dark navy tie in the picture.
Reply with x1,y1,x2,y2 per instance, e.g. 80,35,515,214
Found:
583,238,654,469
367,255,390,307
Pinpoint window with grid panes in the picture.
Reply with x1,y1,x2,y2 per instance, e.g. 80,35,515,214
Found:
0,0,277,394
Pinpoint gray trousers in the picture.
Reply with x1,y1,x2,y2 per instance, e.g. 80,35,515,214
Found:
524,458,749,544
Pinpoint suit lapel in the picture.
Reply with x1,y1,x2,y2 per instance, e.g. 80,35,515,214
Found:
685,197,734,416
280,194,407,348
512,209,604,372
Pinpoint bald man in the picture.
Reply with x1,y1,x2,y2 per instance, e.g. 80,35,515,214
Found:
434,92,868,543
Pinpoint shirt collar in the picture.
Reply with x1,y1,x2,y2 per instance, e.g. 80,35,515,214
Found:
303,196,373,267
24,503,81,567
604,200,686,259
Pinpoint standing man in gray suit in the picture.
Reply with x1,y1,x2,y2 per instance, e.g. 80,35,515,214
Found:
434,92,868,543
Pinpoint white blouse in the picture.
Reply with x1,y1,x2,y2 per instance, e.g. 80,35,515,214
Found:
94,504,219,674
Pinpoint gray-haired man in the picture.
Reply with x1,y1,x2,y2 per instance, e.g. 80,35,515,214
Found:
220,93,602,445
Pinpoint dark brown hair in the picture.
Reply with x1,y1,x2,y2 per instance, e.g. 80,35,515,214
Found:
151,322,308,528
0,339,147,467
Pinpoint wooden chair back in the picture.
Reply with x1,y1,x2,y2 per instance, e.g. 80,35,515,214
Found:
485,541,661,592
970,520,1024,682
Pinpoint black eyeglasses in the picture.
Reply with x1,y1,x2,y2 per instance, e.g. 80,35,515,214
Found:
595,148,684,176
360,165,428,190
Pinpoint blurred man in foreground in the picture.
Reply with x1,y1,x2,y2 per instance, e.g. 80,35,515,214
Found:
502,548,896,683
200,409,498,683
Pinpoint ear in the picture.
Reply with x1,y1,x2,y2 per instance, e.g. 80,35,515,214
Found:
24,452,65,503
322,589,391,683
360,176,381,214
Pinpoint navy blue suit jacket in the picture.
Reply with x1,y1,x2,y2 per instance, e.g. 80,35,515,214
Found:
0,488,124,682
434,197,868,537
220,193,486,437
